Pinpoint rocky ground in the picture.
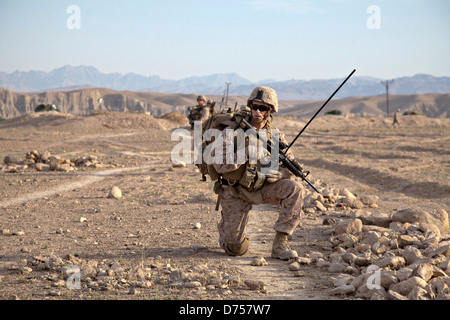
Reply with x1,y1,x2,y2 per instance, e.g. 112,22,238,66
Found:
0,111,449,301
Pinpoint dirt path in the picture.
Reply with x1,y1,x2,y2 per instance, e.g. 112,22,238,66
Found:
0,113,448,301
224,204,335,300
0,165,155,208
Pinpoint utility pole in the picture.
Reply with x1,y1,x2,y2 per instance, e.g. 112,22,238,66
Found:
225,82,231,107
380,79,394,116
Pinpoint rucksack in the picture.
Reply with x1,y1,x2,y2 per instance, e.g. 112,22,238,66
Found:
195,110,250,181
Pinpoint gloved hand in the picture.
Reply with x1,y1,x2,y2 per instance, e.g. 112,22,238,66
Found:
265,169,282,183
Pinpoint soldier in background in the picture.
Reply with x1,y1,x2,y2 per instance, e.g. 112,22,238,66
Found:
393,109,400,128
188,95,210,130
207,99,216,116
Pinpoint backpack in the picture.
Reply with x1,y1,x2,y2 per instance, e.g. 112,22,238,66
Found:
195,110,250,182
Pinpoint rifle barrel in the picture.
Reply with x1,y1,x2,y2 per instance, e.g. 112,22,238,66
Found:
285,69,356,153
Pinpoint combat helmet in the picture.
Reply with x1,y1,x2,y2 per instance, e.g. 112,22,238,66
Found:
247,86,278,113
197,95,207,102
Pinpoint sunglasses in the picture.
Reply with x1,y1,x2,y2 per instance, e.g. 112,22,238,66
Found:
250,104,271,112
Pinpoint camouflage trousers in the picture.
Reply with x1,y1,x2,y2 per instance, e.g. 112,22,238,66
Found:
217,179,304,250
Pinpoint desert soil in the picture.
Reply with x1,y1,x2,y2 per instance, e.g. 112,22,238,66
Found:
0,111,449,300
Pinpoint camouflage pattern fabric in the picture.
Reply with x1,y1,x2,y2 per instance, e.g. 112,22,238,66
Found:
217,179,303,251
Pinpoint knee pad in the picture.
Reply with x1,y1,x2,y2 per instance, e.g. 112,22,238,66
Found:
224,238,250,256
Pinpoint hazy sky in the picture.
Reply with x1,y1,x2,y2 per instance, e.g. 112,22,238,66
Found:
1,0,449,82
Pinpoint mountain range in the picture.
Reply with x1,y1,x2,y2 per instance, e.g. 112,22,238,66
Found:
1,65,450,100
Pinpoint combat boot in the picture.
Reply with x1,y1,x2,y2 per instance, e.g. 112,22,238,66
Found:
271,231,298,260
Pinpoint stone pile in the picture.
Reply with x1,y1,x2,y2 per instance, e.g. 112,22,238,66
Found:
302,186,379,214
2,150,103,173
10,253,244,297
291,201,450,300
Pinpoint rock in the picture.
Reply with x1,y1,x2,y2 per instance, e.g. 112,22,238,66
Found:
395,268,414,281
334,219,363,236
354,256,371,267
398,235,416,248
40,150,51,162
48,289,61,296
333,274,355,287
193,222,201,229
316,260,330,268
108,186,122,199
355,283,386,300
430,244,450,257
412,263,434,282
3,155,18,165
408,286,430,300
339,197,364,209
360,195,379,206
330,285,356,295
342,253,357,264
329,262,347,273
81,267,97,281
375,256,405,270
390,276,428,296
56,163,72,172
309,251,324,262
288,262,301,271
402,246,423,265
360,213,391,228
322,217,336,225
35,163,50,171
387,289,408,300
304,193,324,208
340,188,356,199
362,231,381,246
380,272,398,289
250,257,268,266
244,280,265,290
314,200,327,212
19,266,33,274
172,160,186,168
392,208,449,236
128,287,139,295
429,277,450,295
371,242,389,255
184,281,202,288
297,257,312,265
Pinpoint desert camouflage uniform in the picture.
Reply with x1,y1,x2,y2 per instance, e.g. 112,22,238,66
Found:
393,109,400,128
213,117,304,257
188,95,210,129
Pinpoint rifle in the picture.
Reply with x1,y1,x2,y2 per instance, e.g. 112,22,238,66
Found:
285,69,356,153
236,69,356,193
237,117,320,193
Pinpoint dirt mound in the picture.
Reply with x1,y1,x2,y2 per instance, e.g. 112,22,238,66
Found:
0,111,75,129
0,111,168,132
85,111,165,130
158,112,188,124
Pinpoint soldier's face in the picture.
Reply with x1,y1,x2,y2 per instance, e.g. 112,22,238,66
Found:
197,100,205,106
250,101,271,122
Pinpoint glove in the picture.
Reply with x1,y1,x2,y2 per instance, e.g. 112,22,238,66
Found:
265,169,282,183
